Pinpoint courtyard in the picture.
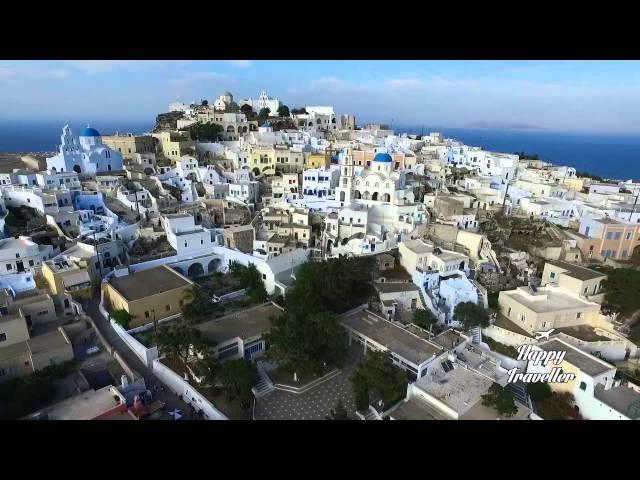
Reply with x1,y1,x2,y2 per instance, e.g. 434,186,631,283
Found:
253,346,364,420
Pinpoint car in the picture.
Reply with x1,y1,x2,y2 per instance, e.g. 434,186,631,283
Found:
86,346,100,356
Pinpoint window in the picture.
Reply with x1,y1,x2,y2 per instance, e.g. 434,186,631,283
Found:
507,307,512,317
541,322,547,328
623,250,628,257
583,287,588,294
576,312,583,319
165,305,171,311
614,232,621,240
37,310,48,316
626,232,632,240
0,333,6,342
518,313,527,323
550,272,556,279
262,274,267,280
606,232,613,240
144,311,150,318
6,264,11,271
179,300,184,307
579,381,587,391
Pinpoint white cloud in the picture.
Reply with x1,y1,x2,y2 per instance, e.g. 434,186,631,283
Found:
171,71,232,87
228,60,252,68
0,64,69,80
64,60,183,74
385,78,427,89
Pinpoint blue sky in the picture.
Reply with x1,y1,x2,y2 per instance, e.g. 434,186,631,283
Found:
1,60,639,134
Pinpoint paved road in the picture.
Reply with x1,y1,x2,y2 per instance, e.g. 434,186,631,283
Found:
85,296,195,420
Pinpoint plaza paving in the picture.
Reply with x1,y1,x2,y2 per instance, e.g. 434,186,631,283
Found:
254,347,364,420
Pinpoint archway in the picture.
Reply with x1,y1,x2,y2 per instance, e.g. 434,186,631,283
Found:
242,126,248,133
252,167,261,177
339,191,345,202
459,261,466,270
354,190,361,199
172,266,185,276
362,191,371,200
372,192,378,201
208,258,221,274
188,262,204,278
73,165,82,174
144,167,154,175
226,125,235,133
382,193,390,202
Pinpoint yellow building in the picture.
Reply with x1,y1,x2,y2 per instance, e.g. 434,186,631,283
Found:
102,133,155,160
562,176,586,192
102,265,194,328
42,259,93,300
151,131,195,162
497,284,602,336
304,153,330,169
541,260,606,303
248,145,276,176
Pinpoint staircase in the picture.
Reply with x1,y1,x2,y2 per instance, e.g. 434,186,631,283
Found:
506,382,533,410
470,326,482,345
252,362,275,398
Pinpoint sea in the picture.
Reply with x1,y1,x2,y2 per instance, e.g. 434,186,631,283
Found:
0,120,639,180
396,125,640,181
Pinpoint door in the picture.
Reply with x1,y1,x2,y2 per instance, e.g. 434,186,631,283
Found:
411,298,417,310
25,314,32,327
16,261,24,273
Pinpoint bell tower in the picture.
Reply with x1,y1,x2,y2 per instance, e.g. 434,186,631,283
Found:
336,148,354,205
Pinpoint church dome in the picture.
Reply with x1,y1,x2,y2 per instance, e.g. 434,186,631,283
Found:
79,126,100,137
373,152,392,163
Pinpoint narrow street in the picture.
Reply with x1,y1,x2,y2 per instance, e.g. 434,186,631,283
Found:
85,295,196,419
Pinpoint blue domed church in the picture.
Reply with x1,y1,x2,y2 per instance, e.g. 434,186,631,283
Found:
46,125,124,175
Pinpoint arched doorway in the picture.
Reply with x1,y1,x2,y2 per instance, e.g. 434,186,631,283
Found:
354,190,361,199
339,191,345,202
208,258,221,274
382,193,390,202
362,192,371,200
172,266,185,276
372,192,378,201
188,262,204,278
252,167,261,177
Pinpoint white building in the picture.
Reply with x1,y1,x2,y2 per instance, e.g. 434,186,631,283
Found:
46,126,124,175
302,167,339,199
239,90,281,115
161,213,216,257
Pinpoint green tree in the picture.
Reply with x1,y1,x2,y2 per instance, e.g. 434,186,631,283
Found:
110,309,134,330
240,263,267,304
240,104,254,118
413,308,436,328
218,358,258,408
602,268,640,318
258,107,271,120
187,122,223,142
454,301,490,329
155,324,206,369
326,399,349,420
277,105,290,117
481,383,518,417
351,351,407,411
181,286,216,322
536,392,582,420
527,382,552,403
228,260,244,277
291,107,307,115
265,310,349,375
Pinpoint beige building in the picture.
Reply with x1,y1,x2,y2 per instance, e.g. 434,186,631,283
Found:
541,260,606,303
304,153,330,170
399,239,469,274
274,146,305,173
102,133,155,159
42,258,93,299
222,225,255,253
151,131,195,161
102,265,194,328
497,284,602,336
248,145,276,176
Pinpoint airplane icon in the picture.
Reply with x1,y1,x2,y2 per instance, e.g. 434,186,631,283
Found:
534,329,555,340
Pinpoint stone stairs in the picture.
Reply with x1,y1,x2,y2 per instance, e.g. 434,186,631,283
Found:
252,362,275,398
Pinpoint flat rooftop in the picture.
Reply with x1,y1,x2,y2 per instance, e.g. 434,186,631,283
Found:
388,397,445,420
27,328,70,355
432,329,467,350
415,362,494,416
594,217,622,225
546,260,606,281
23,385,124,420
108,265,192,302
374,282,420,294
502,286,596,314
402,239,434,255
552,325,612,343
196,302,282,344
537,339,613,377
493,313,534,338
341,309,443,366
594,384,640,419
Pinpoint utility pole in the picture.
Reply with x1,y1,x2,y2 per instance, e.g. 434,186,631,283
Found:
629,185,640,222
